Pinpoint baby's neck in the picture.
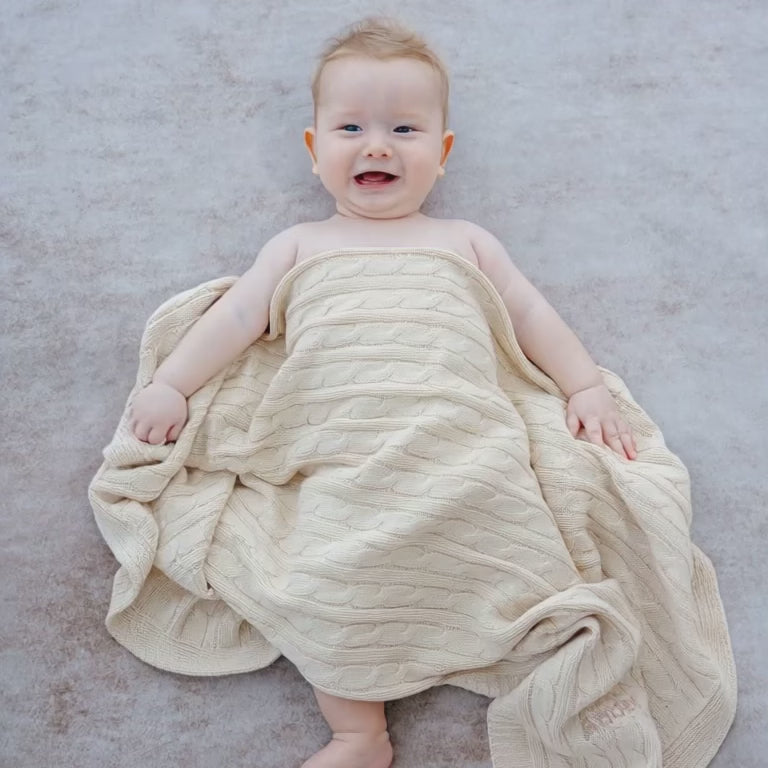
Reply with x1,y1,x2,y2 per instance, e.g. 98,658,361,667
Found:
330,211,429,226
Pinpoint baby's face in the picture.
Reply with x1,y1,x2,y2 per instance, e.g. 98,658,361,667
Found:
305,56,454,219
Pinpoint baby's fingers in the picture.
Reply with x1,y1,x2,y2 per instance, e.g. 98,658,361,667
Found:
132,418,170,445
565,410,581,438
131,418,149,442
167,420,185,443
146,425,170,445
619,423,637,460
583,417,606,448
603,427,626,458
604,420,636,460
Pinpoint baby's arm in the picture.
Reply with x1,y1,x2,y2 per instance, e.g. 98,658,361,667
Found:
130,226,299,444
467,223,636,460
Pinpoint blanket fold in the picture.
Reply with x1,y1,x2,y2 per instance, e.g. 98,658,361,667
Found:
89,247,736,768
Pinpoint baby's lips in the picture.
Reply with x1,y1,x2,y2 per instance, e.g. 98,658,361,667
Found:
355,171,398,184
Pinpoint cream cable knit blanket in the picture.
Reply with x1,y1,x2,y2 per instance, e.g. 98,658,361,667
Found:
89,248,736,768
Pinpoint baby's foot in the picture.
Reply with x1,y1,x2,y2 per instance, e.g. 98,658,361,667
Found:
301,730,393,768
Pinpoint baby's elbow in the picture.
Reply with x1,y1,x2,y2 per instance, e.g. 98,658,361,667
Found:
224,291,268,340
502,286,540,330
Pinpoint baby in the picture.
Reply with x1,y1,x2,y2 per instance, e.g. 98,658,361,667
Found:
130,17,637,768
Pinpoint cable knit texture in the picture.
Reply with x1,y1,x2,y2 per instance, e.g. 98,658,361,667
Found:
89,248,736,768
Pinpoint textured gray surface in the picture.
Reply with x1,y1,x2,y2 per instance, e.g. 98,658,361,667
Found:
2,1,765,766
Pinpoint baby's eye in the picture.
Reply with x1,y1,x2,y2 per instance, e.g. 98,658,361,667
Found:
341,124,362,132
393,126,414,133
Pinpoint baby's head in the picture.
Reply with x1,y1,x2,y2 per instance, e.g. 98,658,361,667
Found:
311,17,451,131
305,18,455,219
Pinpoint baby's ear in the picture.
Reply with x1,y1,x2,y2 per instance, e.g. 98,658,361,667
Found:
439,130,455,174
304,128,319,174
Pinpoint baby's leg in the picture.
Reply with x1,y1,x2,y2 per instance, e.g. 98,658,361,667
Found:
301,687,393,768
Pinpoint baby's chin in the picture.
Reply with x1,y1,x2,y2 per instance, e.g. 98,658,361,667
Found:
334,195,431,220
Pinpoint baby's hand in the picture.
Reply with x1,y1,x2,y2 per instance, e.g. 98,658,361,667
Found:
129,381,188,445
566,383,637,460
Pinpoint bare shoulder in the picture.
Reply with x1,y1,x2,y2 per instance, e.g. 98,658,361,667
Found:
453,220,540,310
453,220,507,263
415,216,480,265
239,224,303,301
448,219,511,274
255,223,303,264
292,219,342,261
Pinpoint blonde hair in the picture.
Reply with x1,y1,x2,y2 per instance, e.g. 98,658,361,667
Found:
311,17,450,129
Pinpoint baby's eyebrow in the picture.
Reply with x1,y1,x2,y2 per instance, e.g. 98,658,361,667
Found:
324,109,428,123
392,112,427,122
323,111,363,123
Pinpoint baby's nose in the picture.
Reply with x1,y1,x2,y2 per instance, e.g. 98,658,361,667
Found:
364,135,393,158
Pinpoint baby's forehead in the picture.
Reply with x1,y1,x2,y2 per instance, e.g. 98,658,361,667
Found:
318,56,439,93
316,56,443,110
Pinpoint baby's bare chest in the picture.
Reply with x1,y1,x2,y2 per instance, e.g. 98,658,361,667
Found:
294,220,479,267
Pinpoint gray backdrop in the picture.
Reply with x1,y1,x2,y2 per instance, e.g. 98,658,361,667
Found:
2,1,765,766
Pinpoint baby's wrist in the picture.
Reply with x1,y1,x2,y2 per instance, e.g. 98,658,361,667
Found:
566,379,605,398
150,376,186,398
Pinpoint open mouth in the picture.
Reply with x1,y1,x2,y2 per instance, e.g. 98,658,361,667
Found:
354,172,398,186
